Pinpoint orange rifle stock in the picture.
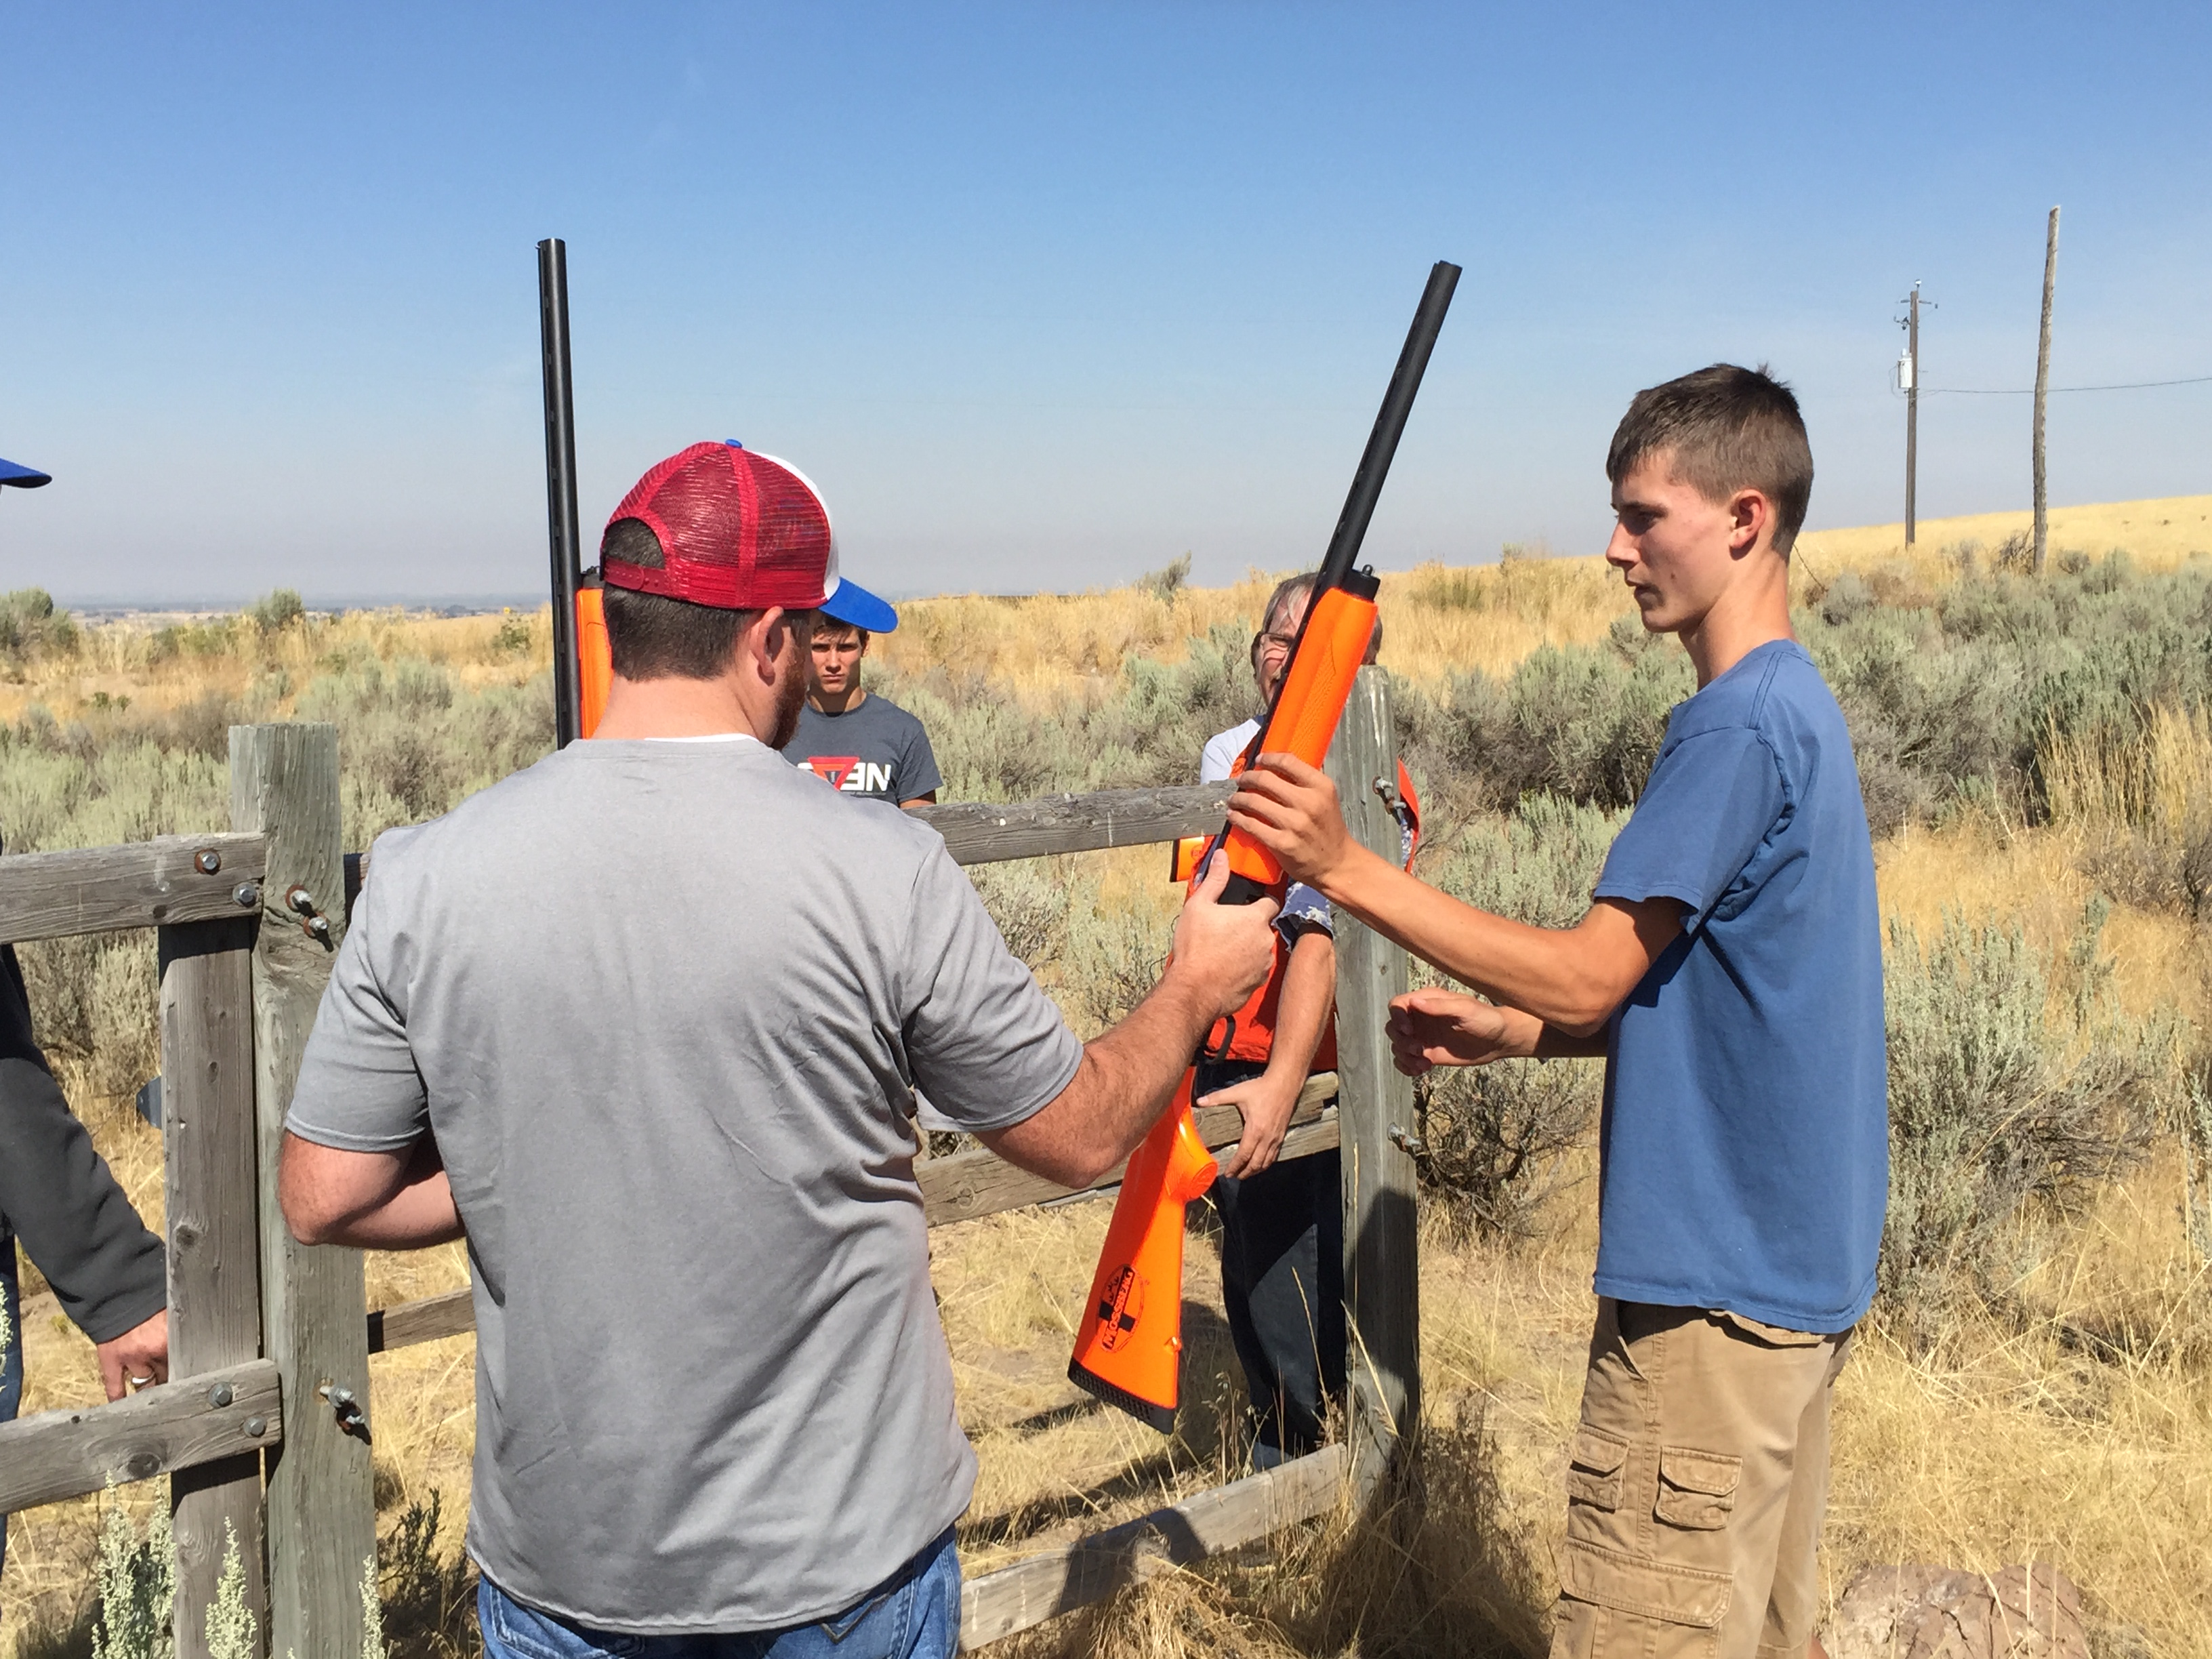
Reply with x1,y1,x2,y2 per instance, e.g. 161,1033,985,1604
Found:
1068,260,1459,1431
576,584,611,738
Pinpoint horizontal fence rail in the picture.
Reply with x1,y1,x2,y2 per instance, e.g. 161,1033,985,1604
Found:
918,1073,1338,1227
0,1359,284,1513
344,784,1234,910
369,1074,1342,1355
958,1445,1349,1649
914,784,1229,867
0,833,267,945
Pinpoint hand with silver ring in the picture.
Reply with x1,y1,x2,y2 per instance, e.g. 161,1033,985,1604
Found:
96,1309,170,1402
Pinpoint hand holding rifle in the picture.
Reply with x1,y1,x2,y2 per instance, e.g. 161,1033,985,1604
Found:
1166,850,1282,1023
1200,1066,1301,1178
1223,752,1361,889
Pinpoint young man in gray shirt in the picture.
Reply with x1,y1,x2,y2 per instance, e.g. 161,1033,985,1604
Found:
781,577,941,806
280,441,1277,1659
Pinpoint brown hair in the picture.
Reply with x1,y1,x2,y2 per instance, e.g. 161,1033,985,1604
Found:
1251,573,1384,674
1605,364,1814,554
600,518,762,680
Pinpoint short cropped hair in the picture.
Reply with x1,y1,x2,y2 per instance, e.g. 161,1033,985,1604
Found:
600,518,762,680
814,619,870,649
1252,573,1383,675
1605,364,1814,554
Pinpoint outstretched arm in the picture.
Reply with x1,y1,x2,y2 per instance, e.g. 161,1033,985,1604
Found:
1227,755,1682,1036
1387,987,1610,1077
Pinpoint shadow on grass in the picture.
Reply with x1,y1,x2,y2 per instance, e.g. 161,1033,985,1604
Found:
995,1404,1552,1659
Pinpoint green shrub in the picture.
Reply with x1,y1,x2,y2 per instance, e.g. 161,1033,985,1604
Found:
248,588,306,632
1880,900,2176,1346
1137,552,1193,601
1399,634,1692,818
1426,792,1624,929
90,1490,173,1659
1394,551,2212,838
1063,899,1170,1034
376,1493,478,1659
966,858,1074,975
0,588,80,662
148,619,244,661
294,656,552,846
1398,793,1620,1235
203,1525,256,1659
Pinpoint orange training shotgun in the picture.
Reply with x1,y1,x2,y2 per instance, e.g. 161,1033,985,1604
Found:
1068,260,1460,1431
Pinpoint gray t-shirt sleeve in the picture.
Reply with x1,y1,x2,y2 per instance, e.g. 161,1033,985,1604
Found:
899,716,943,799
287,836,431,1153
899,846,1080,1132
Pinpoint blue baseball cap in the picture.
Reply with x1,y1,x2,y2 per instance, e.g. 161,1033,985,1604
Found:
0,456,53,488
818,576,898,634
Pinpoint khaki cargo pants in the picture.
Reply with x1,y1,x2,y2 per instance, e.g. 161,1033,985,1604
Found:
1550,1299,1853,1659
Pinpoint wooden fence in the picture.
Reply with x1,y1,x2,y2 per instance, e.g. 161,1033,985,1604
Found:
0,669,1419,1655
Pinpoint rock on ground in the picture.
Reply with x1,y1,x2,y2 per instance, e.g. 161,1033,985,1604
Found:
1830,1563,2087,1659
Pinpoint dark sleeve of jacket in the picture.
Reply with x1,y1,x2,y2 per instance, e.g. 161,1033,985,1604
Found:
0,939,168,1343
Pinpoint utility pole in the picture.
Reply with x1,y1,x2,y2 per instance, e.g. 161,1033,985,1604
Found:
2032,205,2060,574
1902,282,1922,545
1896,283,1936,545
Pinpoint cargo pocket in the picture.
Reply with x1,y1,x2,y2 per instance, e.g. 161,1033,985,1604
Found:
1654,1446,1740,1530
1565,1424,1629,1512
1550,1538,1731,1659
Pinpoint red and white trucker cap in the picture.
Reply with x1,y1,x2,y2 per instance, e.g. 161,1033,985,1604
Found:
600,441,841,611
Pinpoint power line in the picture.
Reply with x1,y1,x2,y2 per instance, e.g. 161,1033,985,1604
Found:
1922,371,2212,395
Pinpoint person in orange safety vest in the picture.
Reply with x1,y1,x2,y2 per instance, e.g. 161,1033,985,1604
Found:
1194,574,1417,1466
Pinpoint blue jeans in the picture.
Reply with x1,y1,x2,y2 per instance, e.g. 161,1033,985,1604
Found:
1197,1061,1345,1461
476,1528,960,1659
1,1235,22,1578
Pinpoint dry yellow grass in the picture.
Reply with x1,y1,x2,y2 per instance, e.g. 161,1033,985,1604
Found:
9,499,2212,1654
870,553,1638,700
0,607,551,727
1795,493,2212,586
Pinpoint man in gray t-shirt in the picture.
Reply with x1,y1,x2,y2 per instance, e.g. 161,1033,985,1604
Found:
280,441,1275,1656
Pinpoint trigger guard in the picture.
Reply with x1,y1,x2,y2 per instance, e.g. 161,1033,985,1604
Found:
1205,1014,1237,1063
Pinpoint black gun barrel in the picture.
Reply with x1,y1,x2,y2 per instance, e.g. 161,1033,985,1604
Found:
538,238,584,748
1313,259,1460,594
1235,258,1459,776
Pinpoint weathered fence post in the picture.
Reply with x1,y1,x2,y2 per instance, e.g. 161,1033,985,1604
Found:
1325,667,1420,1504
161,913,267,1659
232,724,373,1659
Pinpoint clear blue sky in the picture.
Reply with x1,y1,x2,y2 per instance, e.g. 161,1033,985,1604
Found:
3,3,2207,604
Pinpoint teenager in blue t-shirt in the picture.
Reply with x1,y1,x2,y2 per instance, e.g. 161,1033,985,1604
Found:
1227,365,1886,1659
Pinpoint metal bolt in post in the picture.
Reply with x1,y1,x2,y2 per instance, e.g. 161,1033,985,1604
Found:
194,848,222,874
286,884,333,943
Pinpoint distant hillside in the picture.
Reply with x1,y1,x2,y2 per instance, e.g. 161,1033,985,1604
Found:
1798,493,2212,572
